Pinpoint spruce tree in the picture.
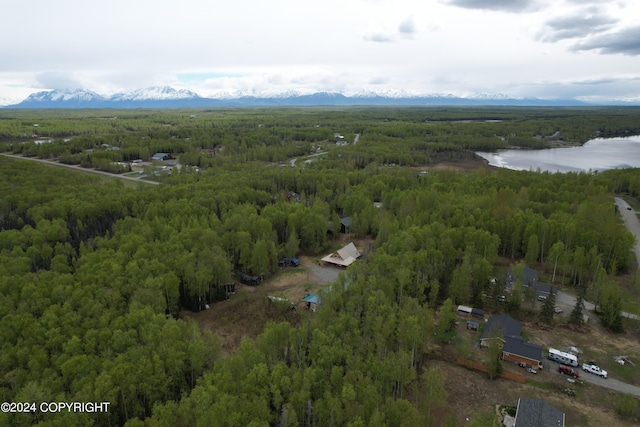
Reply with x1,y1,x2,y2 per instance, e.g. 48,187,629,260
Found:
570,294,585,324
539,293,555,325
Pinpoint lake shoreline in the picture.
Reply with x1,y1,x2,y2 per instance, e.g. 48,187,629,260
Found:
475,135,640,173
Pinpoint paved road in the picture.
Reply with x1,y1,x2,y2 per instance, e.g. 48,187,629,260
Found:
555,288,639,321
545,359,640,397
555,290,595,314
615,197,640,267
0,152,159,185
551,197,640,321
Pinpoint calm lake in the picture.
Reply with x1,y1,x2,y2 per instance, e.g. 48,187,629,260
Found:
475,136,640,173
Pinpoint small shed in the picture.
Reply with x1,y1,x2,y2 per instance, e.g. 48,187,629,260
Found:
466,320,479,331
340,217,352,234
303,292,321,312
240,273,260,286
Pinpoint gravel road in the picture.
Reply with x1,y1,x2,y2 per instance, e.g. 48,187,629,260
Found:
545,359,640,397
553,197,640,321
615,197,640,267
0,152,159,185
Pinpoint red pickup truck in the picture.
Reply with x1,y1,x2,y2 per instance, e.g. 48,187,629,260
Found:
558,365,580,378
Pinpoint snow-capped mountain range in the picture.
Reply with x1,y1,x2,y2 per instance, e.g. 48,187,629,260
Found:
110,87,201,101
4,86,637,108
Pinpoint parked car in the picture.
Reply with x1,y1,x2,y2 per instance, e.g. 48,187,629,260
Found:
558,365,580,378
279,257,300,267
527,367,538,374
582,363,608,379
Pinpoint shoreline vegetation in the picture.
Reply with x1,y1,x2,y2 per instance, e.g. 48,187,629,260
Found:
1,107,640,427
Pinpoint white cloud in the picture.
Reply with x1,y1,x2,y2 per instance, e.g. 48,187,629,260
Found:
0,0,639,104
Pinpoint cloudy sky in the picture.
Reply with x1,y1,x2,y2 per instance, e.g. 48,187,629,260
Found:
1,0,640,104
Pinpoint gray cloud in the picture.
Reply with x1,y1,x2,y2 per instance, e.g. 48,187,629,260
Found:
398,18,416,35
35,72,83,90
364,33,394,42
564,0,611,3
572,26,640,55
568,75,640,85
364,17,418,43
369,76,390,85
538,14,618,42
442,0,541,13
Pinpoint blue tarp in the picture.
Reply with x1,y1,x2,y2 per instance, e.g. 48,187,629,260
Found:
303,293,320,304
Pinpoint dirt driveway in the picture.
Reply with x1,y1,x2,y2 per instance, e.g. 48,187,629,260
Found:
262,256,343,302
299,256,342,284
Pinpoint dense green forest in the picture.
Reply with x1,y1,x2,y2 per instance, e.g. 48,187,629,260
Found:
1,107,639,426
3,107,640,169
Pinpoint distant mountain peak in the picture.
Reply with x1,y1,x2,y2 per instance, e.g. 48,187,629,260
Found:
111,86,201,101
23,89,105,103
4,86,603,108
468,92,522,100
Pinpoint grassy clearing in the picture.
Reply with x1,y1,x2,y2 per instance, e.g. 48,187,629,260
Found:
274,267,306,280
184,286,305,355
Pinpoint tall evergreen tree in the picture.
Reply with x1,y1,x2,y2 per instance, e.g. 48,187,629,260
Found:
569,294,585,324
539,292,555,325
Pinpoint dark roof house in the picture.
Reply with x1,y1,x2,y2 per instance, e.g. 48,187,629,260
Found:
532,281,557,298
151,152,171,161
480,314,522,343
481,314,543,368
503,336,543,364
514,398,565,427
506,266,539,289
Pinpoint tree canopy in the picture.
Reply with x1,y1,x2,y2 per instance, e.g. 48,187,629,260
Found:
1,106,639,425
